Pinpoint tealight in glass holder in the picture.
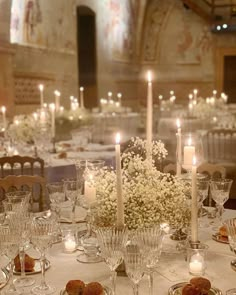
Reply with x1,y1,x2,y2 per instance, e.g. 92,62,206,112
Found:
187,243,208,276
62,228,77,253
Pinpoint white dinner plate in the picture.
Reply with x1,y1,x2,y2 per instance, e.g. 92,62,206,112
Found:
60,285,111,295
168,282,222,295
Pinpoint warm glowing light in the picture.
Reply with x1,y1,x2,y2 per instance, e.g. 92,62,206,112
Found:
170,90,174,96
1,106,6,113
117,93,122,98
188,136,192,146
176,118,181,129
115,132,121,144
54,90,61,96
80,87,84,92
33,112,38,120
193,89,198,95
189,94,193,100
189,102,193,109
108,91,112,97
192,156,197,166
159,95,163,100
49,103,55,111
70,96,74,101
213,90,217,95
59,106,64,112
147,71,152,83
38,84,44,91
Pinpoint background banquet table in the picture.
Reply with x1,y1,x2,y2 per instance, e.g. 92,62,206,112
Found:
1,209,235,295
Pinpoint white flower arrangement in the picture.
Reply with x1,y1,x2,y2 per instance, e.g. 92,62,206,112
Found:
56,108,92,130
93,137,190,230
192,98,217,119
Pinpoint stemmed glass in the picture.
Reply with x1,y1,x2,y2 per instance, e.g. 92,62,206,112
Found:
224,218,236,295
30,217,56,295
0,226,21,295
63,179,80,224
197,179,209,227
210,179,233,228
0,202,6,225
46,182,66,221
95,226,128,295
124,243,145,295
4,191,31,214
137,225,165,295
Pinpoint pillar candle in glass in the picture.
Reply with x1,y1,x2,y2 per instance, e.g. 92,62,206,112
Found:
115,133,124,227
38,84,44,108
191,156,198,243
80,87,84,108
176,118,182,177
54,90,61,112
183,136,195,170
146,70,153,159
49,103,56,138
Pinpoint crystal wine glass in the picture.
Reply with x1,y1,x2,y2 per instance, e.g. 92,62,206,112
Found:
210,179,233,228
197,179,209,227
46,182,66,221
124,243,145,295
5,191,31,213
0,202,6,226
224,218,236,295
30,217,56,295
137,225,165,295
95,226,128,295
0,226,21,295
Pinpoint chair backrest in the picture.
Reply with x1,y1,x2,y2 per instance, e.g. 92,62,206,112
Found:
0,175,47,212
197,162,226,180
202,129,236,164
0,155,44,178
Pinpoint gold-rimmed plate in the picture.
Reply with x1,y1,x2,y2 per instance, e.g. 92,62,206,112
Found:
212,233,229,244
12,259,51,275
168,282,222,295
0,268,9,289
60,285,111,295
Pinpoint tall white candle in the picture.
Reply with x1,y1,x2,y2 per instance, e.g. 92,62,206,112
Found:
115,133,124,227
191,156,198,243
108,91,112,102
176,119,182,177
146,71,153,159
38,84,44,108
54,90,61,111
1,106,6,132
49,103,56,138
84,174,96,205
213,90,217,99
183,136,195,170
80,87,84,109
70,96,74,110
193,89,198,100
117,93,122,106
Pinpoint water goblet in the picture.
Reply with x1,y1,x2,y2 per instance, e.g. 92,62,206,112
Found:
0,226,21,295
210,179,233,229
63,178,81,224
137,225,165,295
0,202,6,225
5,191,31,213
30,217,56,295
124,244,145,295
95,225,128,295
46,182,66,221
197,179,209,227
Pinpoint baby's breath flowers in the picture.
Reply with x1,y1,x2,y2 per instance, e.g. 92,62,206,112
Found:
93,138,190,230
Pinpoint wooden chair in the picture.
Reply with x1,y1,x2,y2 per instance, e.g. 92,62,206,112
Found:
0,155,44,178
202,129,236,165
0,175,47,212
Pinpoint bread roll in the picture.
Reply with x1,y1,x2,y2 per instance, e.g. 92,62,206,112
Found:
14,253,35,272
84,282,104,295
65,280,85,295
219,225,228,237
182,283,201,295
190,277,211,294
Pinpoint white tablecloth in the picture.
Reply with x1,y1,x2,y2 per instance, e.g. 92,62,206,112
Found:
1,210,235,294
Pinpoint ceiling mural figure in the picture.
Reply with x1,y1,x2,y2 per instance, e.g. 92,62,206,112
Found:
24,0,42,43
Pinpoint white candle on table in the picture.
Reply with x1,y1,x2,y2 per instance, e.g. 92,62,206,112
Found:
189,94,193,100
1,106,6,132
33,112,38,121
54,90,61,112
191,156,198,243
213,90,217,98
170,90,174,97
49,103,56,138
84,174,96,205
70,96,74,110
108,91,112,102
189,253,204,274
80,87,84,108
188,102,193,116
38,84,44,108
193,89,198,100
176,118,182,177
115,132,124,227
158,95,163,101
183,136,195,170
117,93,122,106
64,238,76,252
146,70,153,159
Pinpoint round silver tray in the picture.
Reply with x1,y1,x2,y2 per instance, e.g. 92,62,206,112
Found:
168,282,222,295
0,268,9,289
60,285,111,295
212,233,229,244
12,259,50,275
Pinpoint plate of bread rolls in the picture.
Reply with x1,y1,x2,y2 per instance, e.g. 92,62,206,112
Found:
13,254,50,275
212,225,229,244
60,279,111,295
168,277,222,295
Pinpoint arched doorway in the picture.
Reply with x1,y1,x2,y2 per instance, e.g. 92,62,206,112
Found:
77,6,97,109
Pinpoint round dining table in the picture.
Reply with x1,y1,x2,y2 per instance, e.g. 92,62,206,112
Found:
1,209,235,295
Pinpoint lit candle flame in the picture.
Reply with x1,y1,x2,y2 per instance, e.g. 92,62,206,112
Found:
117,93,122,98
54,90,60,96
159,95,163,100
108,91,112,97
213,90,217,95
1,106,6,113
189,94,193,100
193,89,198,95
192,156,197,166
188,136,192,146
170,90,174,96
147,71,152,83
38,84,44,91
80,87,84,92
115,132,121,144
49,103,55,111
176,118,181,129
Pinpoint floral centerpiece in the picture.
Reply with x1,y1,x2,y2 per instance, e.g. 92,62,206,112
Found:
92,137,190,231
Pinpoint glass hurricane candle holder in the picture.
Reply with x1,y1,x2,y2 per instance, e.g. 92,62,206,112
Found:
62,228,77,253
187,243,208,276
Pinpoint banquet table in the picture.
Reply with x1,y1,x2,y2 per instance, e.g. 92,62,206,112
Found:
1,209,236,295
